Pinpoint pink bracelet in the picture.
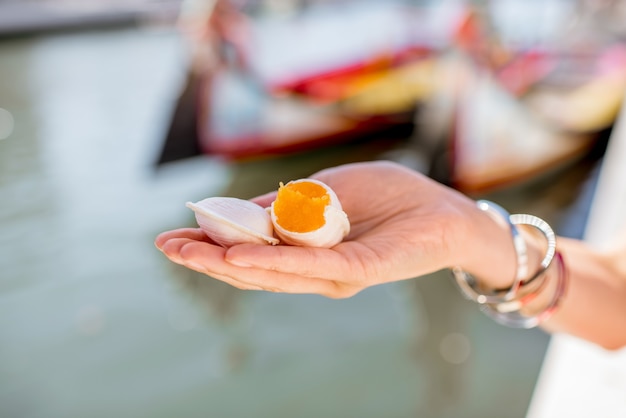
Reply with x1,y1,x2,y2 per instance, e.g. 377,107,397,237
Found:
481,251,568,328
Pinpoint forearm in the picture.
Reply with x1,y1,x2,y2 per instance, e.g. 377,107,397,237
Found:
541,237,626,350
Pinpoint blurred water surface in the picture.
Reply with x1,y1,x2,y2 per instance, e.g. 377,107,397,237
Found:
0,25,562,418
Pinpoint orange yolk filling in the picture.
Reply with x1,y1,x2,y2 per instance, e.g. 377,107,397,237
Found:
273,181,330,233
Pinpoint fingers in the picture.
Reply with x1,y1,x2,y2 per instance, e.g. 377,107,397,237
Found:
250,191,276,208
158,231,361,283
166,246,266,291
155,228,211,249
158,237,360,298
224,242,366,283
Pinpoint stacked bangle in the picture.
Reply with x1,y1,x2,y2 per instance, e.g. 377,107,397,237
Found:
452,200,528,304
452,200,567,329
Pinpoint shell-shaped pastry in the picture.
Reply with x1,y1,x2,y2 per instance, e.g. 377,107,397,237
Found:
270,179,350,248
186,197,279,248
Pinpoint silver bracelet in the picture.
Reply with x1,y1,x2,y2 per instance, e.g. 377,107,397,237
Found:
510,213,556,283
452,200,528,304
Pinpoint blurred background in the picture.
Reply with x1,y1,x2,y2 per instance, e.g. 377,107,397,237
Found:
1,0,625,417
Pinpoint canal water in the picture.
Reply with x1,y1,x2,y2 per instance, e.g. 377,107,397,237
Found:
0,25,593,418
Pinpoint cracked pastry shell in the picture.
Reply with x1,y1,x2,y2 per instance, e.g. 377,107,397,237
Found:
186,197,279,248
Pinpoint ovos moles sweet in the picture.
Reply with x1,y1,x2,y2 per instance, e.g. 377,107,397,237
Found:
186,179,350,248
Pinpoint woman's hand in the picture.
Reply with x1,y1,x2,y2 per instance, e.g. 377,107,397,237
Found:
155,161,513,298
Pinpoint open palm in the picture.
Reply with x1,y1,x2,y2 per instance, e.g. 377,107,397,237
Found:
156,161,479,298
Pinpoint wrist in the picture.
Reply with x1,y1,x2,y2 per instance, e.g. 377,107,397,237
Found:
457,203,517,289
457,202,546,290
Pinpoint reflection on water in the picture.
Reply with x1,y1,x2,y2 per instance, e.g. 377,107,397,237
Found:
0,26,555,418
